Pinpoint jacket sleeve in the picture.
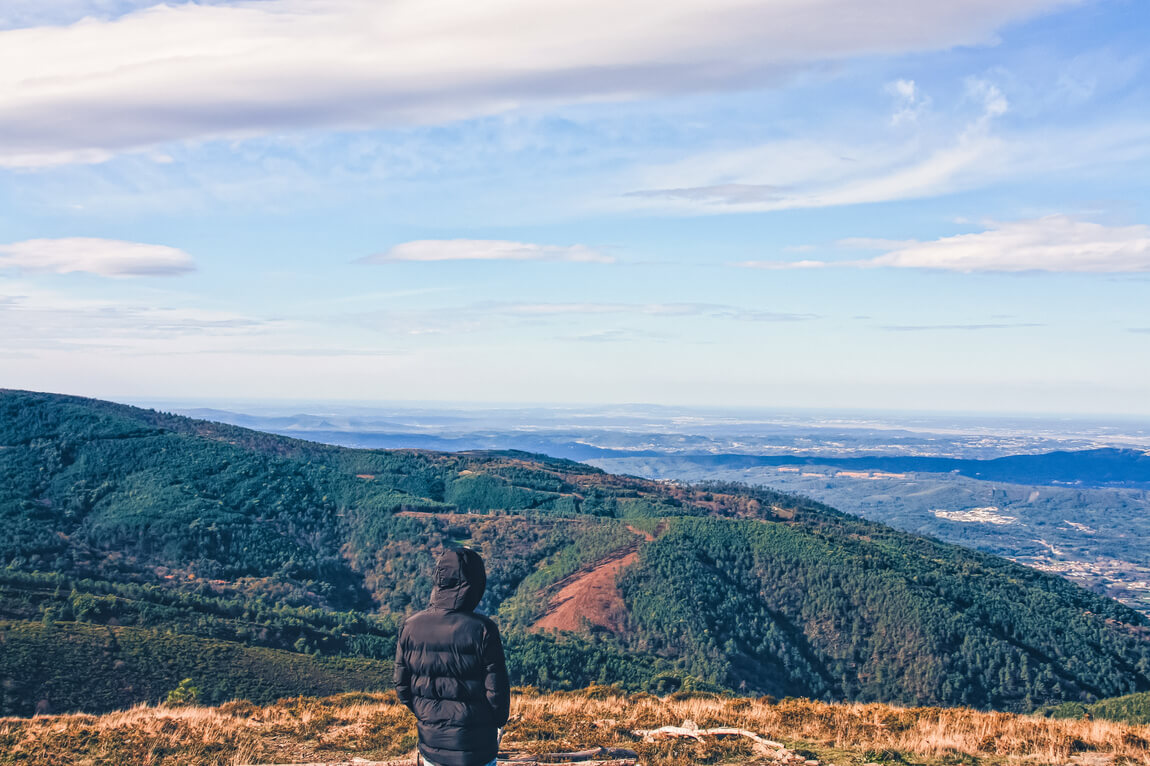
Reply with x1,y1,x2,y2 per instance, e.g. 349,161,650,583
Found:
482,620,511,727
393,623,414,712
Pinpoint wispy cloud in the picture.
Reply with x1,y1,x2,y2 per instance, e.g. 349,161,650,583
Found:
562,328,666,344
882,322,1044,331
736,217,1150,274
625,184,785,205
343,300,818,338
622,78,1013,213
618,77,1150,217
887,78,931,125
0,0,1078,166
0,237,195,277
0,287,273,355
494,302,816,322
365,240,612,264
0,279,406,361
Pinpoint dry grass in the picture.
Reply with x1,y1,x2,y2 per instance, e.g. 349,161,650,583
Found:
1,689,1147,766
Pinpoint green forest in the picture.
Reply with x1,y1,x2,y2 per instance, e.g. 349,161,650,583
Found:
1,389,1149,717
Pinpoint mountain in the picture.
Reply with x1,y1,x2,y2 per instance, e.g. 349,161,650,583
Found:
172,406,1150,486
636,449,1150,489
166,405,1150,615
591,453,1150,617
1,389,1149,716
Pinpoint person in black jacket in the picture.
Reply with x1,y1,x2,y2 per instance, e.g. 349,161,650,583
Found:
394,548,510,766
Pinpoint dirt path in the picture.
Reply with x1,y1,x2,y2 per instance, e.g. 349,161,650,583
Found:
533,544,639,633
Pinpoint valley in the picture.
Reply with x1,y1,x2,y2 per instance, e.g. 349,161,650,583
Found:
2,389,1149,720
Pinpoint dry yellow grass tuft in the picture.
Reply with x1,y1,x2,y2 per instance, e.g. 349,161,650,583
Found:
1,689,1147,766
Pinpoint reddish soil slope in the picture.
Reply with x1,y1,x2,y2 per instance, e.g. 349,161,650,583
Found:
533,545,639,634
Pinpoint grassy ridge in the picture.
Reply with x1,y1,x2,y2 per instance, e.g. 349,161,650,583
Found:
4,690,1150,766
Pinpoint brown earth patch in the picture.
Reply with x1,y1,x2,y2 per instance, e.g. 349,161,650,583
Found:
533,545,640,634
625,525,655,542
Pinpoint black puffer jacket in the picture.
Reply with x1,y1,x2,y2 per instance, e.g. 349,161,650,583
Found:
394,549,510,766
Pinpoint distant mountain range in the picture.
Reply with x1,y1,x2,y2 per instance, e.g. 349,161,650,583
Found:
2,389,1149,717
660,449,1150,488
175,407,1150,488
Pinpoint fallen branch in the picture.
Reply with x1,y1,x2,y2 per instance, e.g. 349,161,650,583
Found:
628,720,819,763
632,724,784,750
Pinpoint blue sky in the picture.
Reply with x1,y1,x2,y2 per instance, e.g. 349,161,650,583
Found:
1,0,1148,413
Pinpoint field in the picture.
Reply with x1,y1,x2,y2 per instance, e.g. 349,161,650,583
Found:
3,689,1149,766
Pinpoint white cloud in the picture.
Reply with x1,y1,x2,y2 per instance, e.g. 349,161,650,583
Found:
734,259,830,271
893,80,918,100
0,149,115,169
870,216,1150,273
887,78,931,125
0,237,196,277
367,240,613,264
735,217,1150,273
0,0,1079,165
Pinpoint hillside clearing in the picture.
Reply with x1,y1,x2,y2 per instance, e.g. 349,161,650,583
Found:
533,544,639,633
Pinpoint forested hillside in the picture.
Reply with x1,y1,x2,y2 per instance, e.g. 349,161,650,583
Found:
2,389,1149,716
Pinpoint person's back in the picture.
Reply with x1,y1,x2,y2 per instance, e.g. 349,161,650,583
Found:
394,548,510,766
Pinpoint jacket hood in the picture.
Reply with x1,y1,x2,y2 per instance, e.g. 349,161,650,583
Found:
429,548,486,612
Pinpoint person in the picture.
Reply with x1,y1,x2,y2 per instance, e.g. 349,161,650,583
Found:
394,548,510,766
